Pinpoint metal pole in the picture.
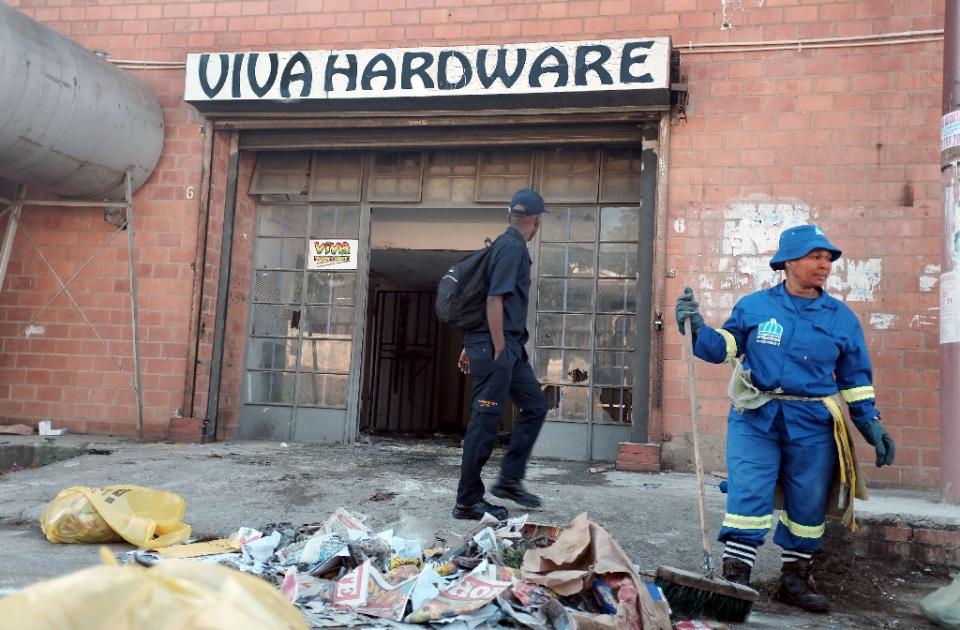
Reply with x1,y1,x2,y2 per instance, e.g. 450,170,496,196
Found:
182,120,215,418
204,132,240,441
125,172,145,440
0,185,25,294
940,0,960,504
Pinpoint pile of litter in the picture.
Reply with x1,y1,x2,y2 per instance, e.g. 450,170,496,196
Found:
120,508,673,629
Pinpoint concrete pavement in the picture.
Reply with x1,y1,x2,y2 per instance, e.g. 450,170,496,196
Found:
0,435,953,628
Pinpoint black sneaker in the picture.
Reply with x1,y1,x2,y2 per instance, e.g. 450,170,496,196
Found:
491,478,541,508
452,499,508,521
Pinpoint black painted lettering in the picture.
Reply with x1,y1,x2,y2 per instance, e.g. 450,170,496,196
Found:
230,53,244,98
247,53,279,97
323,53,357,92
361,53,397,91
529,47,568,88
437,50,472,90
574,45,613,86
620,41,654,84
198,53,229,98
279,52,313,97
400,52,434,90
476,48,526,89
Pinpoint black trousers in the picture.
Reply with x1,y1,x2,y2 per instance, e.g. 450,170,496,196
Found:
456,337,548,506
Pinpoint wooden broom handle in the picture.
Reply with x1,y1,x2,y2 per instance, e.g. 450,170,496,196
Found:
685,329,713,574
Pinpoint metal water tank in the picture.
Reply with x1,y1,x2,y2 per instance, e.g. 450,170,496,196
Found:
0,2,164,199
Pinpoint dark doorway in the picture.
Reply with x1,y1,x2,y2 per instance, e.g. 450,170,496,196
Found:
361,249,470,437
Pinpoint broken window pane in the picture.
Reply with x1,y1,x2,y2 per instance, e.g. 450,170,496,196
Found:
594,387,632,424
542,384,588,421
535,349,591,385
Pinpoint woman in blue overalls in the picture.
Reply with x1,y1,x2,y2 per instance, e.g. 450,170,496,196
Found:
674,225,895,613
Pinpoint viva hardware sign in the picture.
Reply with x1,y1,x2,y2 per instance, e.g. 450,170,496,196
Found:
184,38,671,102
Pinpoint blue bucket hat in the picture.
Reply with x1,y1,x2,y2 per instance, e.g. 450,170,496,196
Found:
769,225,842,270
508,188,546,215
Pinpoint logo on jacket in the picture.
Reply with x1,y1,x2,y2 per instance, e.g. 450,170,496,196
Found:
756,318,784,346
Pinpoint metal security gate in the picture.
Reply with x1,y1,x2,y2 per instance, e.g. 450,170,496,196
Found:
367,291,439,435
239,140,657,457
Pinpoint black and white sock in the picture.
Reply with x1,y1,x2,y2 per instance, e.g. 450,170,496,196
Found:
723,541,758,567
781,549,813,565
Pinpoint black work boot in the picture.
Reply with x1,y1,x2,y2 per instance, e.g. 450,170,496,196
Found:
491,478,541,508
452,499,508,521
722,557,752,586
777,559,831,613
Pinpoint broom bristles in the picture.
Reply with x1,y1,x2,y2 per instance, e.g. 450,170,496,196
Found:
655,565,760,623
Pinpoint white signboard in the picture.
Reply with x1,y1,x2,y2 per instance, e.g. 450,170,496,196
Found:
184,38,671,103
308,239,358,271
942,270,959,344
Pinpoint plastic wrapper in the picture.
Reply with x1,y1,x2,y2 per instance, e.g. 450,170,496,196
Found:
921,574,960,629
0,549,307,629
40,485,190,548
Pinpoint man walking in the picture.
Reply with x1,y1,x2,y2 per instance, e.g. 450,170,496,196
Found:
453,188,549,521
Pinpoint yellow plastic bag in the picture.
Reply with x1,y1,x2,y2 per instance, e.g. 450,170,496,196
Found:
40,485,191,548
0,549,308,630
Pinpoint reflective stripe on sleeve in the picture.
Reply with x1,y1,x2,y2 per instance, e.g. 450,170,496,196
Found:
717,329,738,363
779,512,825,539
722,513,773,530
840,386,875,403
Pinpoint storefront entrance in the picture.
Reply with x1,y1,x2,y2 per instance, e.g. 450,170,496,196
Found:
238,144,657,461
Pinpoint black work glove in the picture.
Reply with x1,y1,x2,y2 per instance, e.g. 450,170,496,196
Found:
857,417,895,467
675,287,704,336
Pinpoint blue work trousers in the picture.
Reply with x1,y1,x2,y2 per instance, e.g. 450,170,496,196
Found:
719,410,837,554
456,338,547,506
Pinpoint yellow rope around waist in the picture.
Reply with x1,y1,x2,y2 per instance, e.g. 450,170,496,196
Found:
726,360,866,532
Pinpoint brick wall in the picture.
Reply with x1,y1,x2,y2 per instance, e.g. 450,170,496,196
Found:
3,0,945,489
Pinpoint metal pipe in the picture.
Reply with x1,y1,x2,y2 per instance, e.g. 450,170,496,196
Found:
124,172,145,440
182,121,215,418
941,1,960,505
0,3,163,198
632,145,658,443
204,132,241,441
0,185,25,295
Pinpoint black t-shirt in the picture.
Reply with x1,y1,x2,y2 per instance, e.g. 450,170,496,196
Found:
465,226,531,344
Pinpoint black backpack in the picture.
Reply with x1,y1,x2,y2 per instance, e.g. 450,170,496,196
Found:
435,237,497,332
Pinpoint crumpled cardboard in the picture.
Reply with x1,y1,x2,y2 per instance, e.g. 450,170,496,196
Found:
522,512,671,630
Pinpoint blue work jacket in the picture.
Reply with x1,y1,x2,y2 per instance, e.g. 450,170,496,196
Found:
694,283,879,438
